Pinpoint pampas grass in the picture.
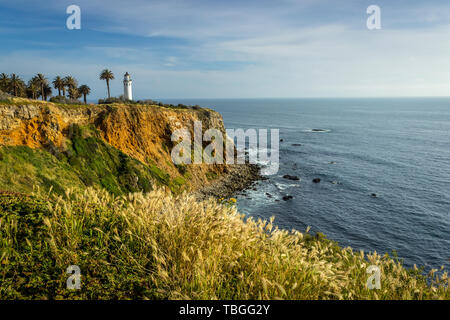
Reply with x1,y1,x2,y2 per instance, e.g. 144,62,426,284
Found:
0,187,448,299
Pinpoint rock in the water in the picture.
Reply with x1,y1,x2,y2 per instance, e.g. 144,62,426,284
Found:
371,193,377,197
329,161,336,164
312,178,321,183
291,143,302,146
280,139,284,142
283,174,300,181
266,192,273,198
282,195,293,201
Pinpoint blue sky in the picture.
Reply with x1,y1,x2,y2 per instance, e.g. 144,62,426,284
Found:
1,0,450,99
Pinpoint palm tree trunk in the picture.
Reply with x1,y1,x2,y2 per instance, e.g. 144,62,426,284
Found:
41,86,45,101
63,87,66,97
58,88,61,96
83,94,87,104
106,79,110,98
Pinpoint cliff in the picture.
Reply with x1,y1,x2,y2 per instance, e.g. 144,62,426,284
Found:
0,97,258,196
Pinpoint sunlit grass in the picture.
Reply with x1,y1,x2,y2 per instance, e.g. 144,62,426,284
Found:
0,187,448,299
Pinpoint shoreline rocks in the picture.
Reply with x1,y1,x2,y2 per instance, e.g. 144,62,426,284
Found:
196,164,262,200
283,174,300,181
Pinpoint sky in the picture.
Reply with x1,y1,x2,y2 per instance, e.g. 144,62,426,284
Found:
1,0,450,99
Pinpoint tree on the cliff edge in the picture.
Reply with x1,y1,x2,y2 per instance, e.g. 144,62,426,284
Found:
43,84,52,101
63,76,78,98
34,73,49,101
52,76,64,96
27,78,40,100
68,87,81,100
0,73,9,92
9,74,25,97
78,85,91,104
99,69,114,99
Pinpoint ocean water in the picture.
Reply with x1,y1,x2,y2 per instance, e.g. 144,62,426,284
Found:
163,98,450,270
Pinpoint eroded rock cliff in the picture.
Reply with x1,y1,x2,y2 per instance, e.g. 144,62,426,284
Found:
0,98,257,194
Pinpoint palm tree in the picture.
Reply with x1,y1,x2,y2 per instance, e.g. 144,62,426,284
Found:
34,73,48,101
27,78,40,99
62,79,67,97
44,84,52,101
68,87,81,100
63,76,78,97
10,74,23,97
0,73,9,92
78,85,91,104
52,76,64,96
99,69,114,98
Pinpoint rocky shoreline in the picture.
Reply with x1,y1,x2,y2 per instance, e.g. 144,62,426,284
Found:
196,163,263,200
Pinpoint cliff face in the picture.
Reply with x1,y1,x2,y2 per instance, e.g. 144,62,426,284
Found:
0,98,229,192
0,102,102,148
95,104,228,187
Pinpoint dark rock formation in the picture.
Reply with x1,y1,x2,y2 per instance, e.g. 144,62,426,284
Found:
283,174,300,181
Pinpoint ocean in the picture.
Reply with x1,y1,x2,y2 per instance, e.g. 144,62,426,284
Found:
162,98,450,271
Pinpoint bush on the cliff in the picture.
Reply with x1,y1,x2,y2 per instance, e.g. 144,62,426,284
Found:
0,188,448,300
49,96,81,105
98,96,140,104
0,90,11,101
96,96,202,110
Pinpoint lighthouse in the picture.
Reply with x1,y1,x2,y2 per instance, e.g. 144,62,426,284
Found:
123,72,133,101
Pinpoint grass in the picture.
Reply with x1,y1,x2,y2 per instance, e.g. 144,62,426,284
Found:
0,146,86,194
0,187,448,300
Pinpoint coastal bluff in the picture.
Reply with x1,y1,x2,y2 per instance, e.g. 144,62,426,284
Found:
0,97,258,195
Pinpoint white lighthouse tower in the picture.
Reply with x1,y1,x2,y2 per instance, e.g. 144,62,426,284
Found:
123,72,133,101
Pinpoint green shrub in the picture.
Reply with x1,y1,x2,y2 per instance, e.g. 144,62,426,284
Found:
49,96,81,105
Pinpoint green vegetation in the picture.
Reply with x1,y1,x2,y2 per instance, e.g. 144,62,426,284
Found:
97,96,203,110
0,125,185,196
206,170,219,181
49,96,83,105
0,146,85,195
0,72,91,104
0,188,448,299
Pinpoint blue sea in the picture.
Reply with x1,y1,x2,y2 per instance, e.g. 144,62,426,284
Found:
163,98,450,271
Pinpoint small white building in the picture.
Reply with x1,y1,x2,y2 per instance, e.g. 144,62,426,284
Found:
123,72,133,101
